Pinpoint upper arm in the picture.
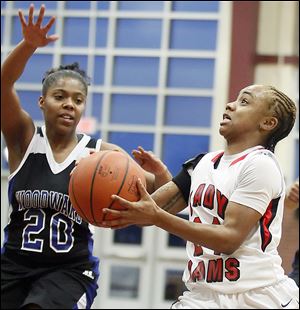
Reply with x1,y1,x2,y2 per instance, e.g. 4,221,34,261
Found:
1,84,35,162
222,201,262,253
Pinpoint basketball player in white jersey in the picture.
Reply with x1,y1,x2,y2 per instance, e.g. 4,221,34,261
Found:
102,85,299,308
1,4,171,309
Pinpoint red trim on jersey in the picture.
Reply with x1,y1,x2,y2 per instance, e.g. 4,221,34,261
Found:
229,146,265,166
211,152,224,163
260,197,280,251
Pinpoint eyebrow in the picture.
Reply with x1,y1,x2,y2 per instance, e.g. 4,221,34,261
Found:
240,91,254,98
52,89,85,96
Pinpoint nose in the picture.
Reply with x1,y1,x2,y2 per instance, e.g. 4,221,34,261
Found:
225,101,235,111
62,97,74,109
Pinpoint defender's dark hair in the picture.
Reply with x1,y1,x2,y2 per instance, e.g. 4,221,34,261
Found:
264,86,297,152
42,62,90,96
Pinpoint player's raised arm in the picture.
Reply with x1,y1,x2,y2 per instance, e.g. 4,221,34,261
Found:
1,4,58,172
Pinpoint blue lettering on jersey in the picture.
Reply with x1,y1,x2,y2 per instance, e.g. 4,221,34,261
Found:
16,190,82,224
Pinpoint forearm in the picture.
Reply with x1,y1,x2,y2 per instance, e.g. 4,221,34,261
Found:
153,165,172,190
1,40,36,85
153,209,237,255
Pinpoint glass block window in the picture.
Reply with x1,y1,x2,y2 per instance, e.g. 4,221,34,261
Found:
91,94,103,120
113,57,159,87
172,1,219,12
165,96,212,127
13,1,57,9
93,56,106,85
18,91,43,120
170,20,218,50
109,266,140,298
65,1,91,10
109,132,154,154
163,134,209,176
111,94,157,125
164,269,185,301
118,1,164,11
116,19,162,49
97,1,110,10
18,54,53,83
63,18,89,47
113,226,143,245
95,19,109,48
167,58,215,88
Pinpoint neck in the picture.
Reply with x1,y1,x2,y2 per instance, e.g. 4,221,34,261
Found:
224,141,263,155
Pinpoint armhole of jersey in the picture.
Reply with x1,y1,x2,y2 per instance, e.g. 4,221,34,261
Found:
8,126,38,181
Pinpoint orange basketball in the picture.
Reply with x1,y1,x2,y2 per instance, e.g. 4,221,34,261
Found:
68,150,146,226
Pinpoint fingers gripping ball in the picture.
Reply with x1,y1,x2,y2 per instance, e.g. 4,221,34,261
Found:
69,150,146,226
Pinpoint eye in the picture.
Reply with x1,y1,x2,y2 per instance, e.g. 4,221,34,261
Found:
241,98,248,104
54,95,63,100
76,98,84,104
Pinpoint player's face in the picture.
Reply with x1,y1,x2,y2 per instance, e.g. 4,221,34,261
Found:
39,77,86,134
219,85,272,143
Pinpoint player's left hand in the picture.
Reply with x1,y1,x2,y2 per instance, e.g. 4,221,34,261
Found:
101,178,159,229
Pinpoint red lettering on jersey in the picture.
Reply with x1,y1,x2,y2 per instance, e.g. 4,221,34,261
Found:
225,257,240,281
207,258,223,282
203,184,215,210
192,184,205,207
216,189,228,219
191,260,205,282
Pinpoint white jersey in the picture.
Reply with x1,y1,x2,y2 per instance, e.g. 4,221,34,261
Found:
182,146,287,294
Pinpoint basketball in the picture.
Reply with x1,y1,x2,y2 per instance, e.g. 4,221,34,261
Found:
68,150,146,226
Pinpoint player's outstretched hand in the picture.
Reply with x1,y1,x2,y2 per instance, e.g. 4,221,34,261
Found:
101,178,159,229
18,4,59,48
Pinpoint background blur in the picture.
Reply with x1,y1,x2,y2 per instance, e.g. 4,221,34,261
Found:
1,1,299,309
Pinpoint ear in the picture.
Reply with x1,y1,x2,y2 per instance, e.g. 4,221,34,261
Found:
39,96,44,110
260,116,278,132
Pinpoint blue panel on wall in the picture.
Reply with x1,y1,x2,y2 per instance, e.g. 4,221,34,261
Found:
12,16,55,46
172,1,219,12
13,1,57,9
163,134,209,175
91,94,103,120
97,1,110,10
65,1,91,9
118,1,164,11
109,132,154,155
167,58,215,88
61,55,88,77
63,18,89,47
95,19,108,47
170,20,217,50
111,94,156,125
116,19,162,49
93,56,105,85
18,54,53,83
165,96,212,127
113,57,159,87
18,91,43,121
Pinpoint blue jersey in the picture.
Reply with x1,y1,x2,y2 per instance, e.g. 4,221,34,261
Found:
2,126,101,267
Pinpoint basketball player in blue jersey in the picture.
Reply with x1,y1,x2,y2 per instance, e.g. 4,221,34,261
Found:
0,4,171,309
103,84,299,308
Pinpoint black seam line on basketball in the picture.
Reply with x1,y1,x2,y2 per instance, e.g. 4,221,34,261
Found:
102,155,130,222
71,168,89,223
90,151,110,224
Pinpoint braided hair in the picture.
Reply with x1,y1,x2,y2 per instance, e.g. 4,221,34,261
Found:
264,86,297,152
41,62,90,96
